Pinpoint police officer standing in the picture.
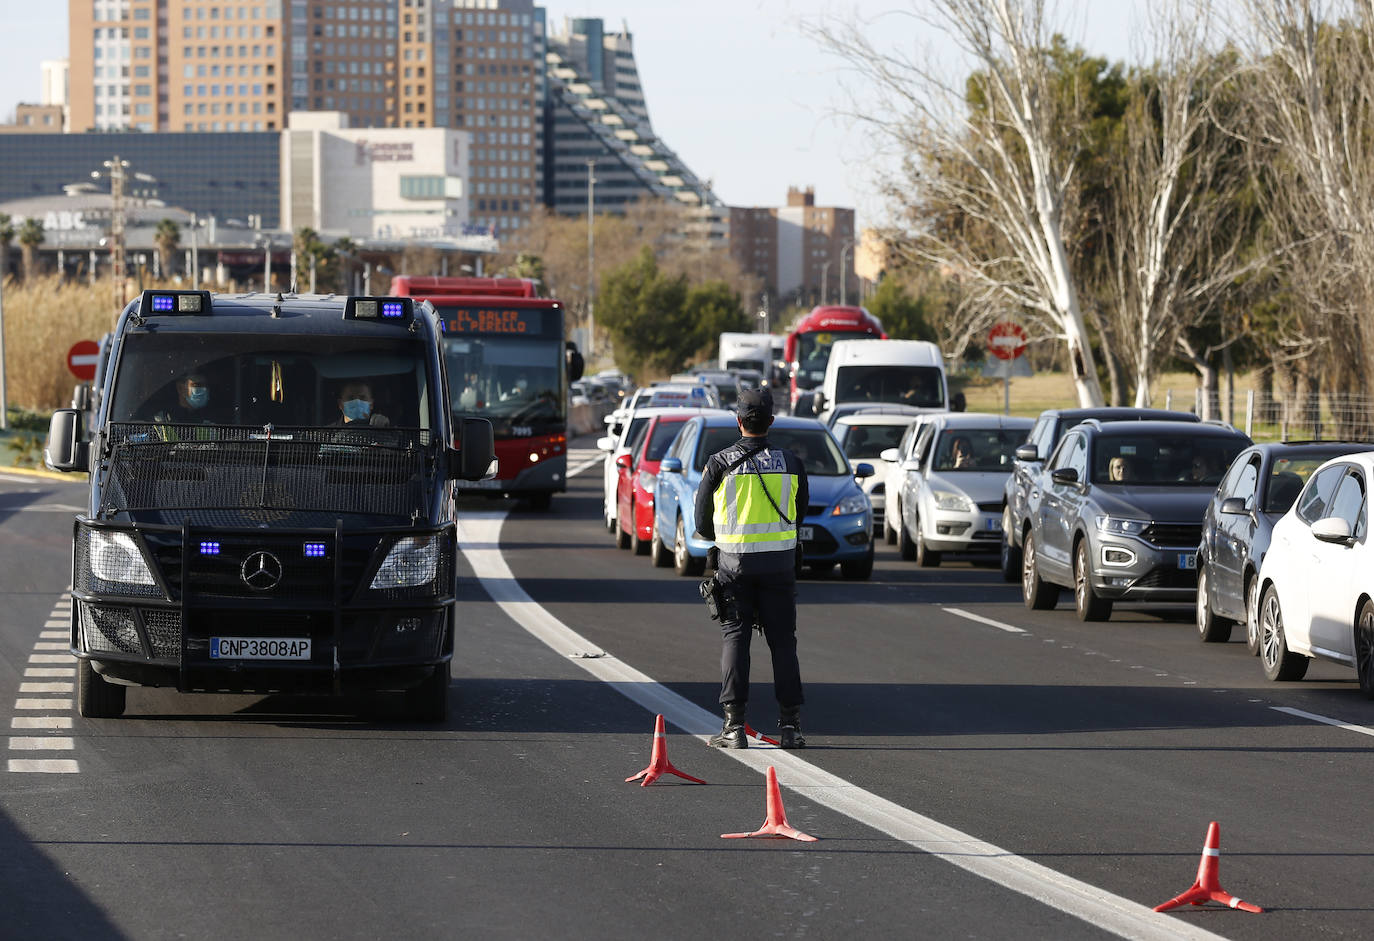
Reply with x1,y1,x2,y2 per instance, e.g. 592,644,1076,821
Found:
695,387,809,749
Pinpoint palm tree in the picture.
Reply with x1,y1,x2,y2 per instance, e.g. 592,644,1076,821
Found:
0,213,14,283
293,226,324,293
333,236,359,293
154,218,181,279
17,217,44,281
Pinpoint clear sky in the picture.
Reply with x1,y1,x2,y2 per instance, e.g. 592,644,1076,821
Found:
0,1,1143,229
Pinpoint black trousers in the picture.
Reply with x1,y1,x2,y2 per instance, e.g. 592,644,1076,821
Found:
716,568,803,709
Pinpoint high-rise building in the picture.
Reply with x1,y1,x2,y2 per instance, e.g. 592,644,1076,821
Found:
730,187,856,307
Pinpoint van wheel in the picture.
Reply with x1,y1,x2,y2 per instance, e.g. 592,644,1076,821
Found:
1260,585,1309,681
1074,539,1112,621
77,659,126,719
1021,533,1059,611
405,661,450,722
914,518,942,568
674,515,704,577
651,518,673,568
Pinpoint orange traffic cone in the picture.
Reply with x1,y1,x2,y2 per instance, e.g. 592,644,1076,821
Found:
625,714,706,787
721,766,817,842
1154,821,1263,913
744,723,780,746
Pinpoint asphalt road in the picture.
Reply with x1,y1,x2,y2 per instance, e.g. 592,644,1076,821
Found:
3,450,1374,939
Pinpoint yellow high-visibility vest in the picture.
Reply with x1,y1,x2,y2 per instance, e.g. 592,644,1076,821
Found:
712,450,798,554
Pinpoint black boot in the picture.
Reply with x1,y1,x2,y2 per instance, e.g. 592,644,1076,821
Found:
709,702,747,749
779,706,806,749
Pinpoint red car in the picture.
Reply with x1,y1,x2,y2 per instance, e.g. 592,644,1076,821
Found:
616,412,703,555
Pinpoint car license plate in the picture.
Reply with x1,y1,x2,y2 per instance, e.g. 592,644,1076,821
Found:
987,517,1002,532
1178,553,1197,570
211,637,311,660
799,526,815,541
456,478,503,490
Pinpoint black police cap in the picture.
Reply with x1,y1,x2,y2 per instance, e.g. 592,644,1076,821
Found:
737,387,774,423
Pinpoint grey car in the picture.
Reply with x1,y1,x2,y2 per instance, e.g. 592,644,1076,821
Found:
1020,419,1251,621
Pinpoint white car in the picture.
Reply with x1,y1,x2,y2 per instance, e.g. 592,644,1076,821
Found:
895,413,1034,566
832,412,918,535
596,405,725,533
879,413,941,545
1256,451,1374,694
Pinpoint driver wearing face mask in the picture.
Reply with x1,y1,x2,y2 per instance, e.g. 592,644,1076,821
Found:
154,371,219,425
333,381,391,427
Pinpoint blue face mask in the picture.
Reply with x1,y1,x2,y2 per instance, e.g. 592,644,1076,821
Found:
186,386,209,409
343,398,372,421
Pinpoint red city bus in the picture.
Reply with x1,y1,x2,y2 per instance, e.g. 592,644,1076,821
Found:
391,276,583,510
784,305,886,415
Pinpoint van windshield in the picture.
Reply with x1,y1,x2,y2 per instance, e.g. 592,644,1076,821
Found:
834,365,944,407
108,333,432,429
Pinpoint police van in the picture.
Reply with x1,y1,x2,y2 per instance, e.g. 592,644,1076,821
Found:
45,290,495,721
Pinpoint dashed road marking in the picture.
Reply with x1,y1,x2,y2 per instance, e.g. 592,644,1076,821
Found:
28,654,72,664
7,759,80,773
12,716,72,729
1272,705,1374,737
16,699,73,710
942,607,1026,634
9,592,80,774
9,737,74,750
25,668,74,678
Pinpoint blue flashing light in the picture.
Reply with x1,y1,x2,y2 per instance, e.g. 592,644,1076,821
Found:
151,295,175,312
381,301,404,319
199,541,221,555
303,542,327,559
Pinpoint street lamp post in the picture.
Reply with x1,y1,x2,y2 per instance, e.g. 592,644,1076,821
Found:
586,159,596,360
820,259,834,305
840,239,859,306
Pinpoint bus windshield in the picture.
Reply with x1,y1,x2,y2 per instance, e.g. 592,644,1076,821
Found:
443,335,565,424
794,331,875,388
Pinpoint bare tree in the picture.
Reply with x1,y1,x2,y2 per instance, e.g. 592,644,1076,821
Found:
811,0,1106,405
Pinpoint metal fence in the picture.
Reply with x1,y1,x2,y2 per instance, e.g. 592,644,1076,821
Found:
1160,389,1374,443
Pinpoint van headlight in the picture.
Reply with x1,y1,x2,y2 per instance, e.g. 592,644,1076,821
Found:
89,531,156,587
832,494,869,516
371,535,439,589
933,490,972,512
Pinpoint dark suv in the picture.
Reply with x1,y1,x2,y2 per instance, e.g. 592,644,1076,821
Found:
1019,419,1250,620
1001,407,1200,580
1196,441,1374,649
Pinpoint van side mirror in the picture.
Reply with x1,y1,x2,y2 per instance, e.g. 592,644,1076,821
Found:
46,409,89,473
1015,444,1040,462
451,417,496,481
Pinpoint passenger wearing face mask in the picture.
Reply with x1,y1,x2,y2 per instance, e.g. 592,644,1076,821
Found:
332,381,391,427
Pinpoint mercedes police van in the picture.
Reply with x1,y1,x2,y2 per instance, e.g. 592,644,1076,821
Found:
45,290,495,721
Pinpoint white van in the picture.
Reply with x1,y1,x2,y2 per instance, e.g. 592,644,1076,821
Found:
812,339,951,424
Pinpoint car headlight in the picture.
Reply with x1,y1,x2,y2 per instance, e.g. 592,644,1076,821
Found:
933,489,973,512
832,493,869,516
371,534,439,589
1096,515,1150,537
90,531,156,586
638,470,657,493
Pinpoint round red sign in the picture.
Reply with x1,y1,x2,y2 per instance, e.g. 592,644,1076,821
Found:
987,322,1028,361
67,339,100,381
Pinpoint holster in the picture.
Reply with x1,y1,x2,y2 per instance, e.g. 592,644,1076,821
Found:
699,575,729,621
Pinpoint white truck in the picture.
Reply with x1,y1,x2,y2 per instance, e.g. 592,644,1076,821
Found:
718,332,774,375
812,339,954,426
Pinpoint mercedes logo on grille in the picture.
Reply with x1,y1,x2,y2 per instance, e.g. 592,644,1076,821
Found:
240,550,283,591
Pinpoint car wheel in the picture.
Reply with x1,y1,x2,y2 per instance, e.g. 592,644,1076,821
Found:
674,515,704,577
1244,575,1261,656
1074,539,1113,621
404,660,450,722
1195,562,1233,643
884,509,897,545
605,509,616,534
898,514,917,561
841,547,875,580
1356,600,1374,699
1260,585,1310,682
77,658,126,719
999,510,1021,583
914,517,942,567
615,513,631,550
630,501,649,556
651,517,673,568
1021,532,1059,611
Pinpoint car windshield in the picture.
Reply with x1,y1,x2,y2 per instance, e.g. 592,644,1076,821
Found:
839,423,909,460
695,426,850,476
107,333,431,428
643,419,686,462
1093,435,1248,486
932,428,1023,472
834,365,944,407
1264,454,1342,513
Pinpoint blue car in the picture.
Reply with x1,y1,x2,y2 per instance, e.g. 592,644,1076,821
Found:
651,414,876,580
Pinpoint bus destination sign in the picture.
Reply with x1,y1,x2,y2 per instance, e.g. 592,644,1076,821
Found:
440,306,550,336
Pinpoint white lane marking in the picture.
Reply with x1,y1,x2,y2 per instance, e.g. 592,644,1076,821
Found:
40,632,67,640
44,620,67,628
16,699,72,710
942,607,1027,634
1272,706,1374,737
25,668,74,678
19,683,74,694
0,474,43,484
457,511,1222,941
33,643,68,651
0,504,85,513
12,716,72,729
9,738,75,750
28,654,71,664
567,456,601,478
8,759,80,773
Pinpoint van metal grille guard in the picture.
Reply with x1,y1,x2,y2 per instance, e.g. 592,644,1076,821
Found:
100,423,433,521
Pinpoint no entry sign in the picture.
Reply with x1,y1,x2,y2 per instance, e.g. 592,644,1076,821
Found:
987,322,1028,361
67,340,100,381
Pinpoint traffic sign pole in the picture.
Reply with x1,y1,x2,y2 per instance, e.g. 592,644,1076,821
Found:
0,269,7,431
986,321,1029,416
